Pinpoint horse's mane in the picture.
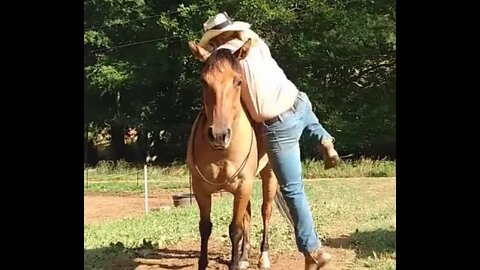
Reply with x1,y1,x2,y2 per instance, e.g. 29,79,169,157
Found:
202,48,242,75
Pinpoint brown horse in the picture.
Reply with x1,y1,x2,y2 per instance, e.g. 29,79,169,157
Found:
187,39,290,270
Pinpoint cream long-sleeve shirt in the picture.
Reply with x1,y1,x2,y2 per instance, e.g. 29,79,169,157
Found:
218,39,299,122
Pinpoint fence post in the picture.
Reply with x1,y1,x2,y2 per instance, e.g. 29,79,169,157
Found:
144,163,149,214
144,154,156,214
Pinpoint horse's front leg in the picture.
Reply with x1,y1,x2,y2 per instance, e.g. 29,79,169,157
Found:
238,200,251,269
229,179,252,270
193,182,212,270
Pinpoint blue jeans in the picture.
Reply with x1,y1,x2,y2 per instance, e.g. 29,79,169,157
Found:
262,91,333,253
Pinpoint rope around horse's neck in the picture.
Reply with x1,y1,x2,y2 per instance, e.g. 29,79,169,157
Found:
191,110,254,186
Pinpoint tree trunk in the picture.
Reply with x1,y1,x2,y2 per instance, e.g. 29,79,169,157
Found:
110,124,126,163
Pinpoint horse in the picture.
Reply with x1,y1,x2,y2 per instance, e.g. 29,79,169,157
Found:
186,39,291,270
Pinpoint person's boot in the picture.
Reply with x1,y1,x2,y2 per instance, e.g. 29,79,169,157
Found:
304,248,332,270
320,139,341,170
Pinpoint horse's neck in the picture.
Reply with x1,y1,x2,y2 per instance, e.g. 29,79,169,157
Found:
239,99,254,126
228,83,255,149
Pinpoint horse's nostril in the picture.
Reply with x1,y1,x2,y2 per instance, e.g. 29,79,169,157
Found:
208,127,215,141
208,126,231,147
225,128,232,141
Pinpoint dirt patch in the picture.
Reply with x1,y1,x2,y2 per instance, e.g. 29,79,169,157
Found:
104,239,353,270
84,192,227,225
84,194,175,225
85,194,357,269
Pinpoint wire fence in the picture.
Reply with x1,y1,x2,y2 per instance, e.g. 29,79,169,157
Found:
84,163,199,213
83,164,192,192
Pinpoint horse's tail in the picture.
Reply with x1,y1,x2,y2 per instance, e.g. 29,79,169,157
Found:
274,186,294,229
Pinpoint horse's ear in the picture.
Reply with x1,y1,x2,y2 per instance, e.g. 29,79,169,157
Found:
234,39,251,60
188,41,211,62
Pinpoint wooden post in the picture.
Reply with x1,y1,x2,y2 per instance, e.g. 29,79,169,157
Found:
144,163,149,213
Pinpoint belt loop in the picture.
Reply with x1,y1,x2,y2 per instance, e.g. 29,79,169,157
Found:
291,95,299,112
297,91,305,102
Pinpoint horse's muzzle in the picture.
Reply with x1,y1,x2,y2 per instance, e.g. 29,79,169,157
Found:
208,126,232,150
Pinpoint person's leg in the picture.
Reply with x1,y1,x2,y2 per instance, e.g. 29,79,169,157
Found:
298,92,340,169
263,95,332,269
261,95,321,253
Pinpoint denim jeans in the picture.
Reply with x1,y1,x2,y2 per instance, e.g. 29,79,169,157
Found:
262,91,333,253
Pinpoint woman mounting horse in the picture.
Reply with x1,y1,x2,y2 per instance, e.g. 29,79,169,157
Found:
188,12,337,270
187,39,283,270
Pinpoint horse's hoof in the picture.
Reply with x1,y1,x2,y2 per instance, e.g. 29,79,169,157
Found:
238,260,249,269
258,262,271,269
258,251,271,269
258,265,271,270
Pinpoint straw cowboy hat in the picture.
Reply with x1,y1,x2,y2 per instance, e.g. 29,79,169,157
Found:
198,12,251,48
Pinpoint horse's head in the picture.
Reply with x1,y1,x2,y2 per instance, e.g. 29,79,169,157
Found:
188,39,251,150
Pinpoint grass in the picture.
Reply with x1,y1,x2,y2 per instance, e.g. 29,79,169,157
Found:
302,158,396,179
84,180,190,195
84,158,396,195
84,177,396,269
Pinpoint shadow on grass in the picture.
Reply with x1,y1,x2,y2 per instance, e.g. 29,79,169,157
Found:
325,228,396,258
84,243,229,270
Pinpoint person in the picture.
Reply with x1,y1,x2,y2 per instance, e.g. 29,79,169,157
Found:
197,12,340,269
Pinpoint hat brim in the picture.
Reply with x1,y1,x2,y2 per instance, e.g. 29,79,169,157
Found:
198,21,251,48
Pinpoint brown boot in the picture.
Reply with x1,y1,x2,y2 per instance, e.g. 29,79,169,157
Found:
320,139,341,170
304,248,332,270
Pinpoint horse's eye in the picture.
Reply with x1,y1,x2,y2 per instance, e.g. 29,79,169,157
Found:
236,80,242,88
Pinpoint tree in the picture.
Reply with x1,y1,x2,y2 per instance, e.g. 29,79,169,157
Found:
84,0,396,163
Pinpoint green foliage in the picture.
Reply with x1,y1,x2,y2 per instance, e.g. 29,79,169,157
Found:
84,0,396,162
85,62,133,90
84,30,111,47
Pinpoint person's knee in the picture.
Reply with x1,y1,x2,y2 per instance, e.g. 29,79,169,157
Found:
280,180,304,199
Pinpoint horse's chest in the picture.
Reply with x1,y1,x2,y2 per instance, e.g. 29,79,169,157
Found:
208,159,247,180
194,159,252,190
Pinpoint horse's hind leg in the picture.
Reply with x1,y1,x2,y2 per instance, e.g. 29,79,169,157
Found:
229,180,252,270
239,200,251,269
258,164,278,269
193,183,212,270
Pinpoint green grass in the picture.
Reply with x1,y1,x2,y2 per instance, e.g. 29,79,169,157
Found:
302,158,396,179
84,159,396,195
84,180,190,195
85,158,395,181
85,160,189,181
84,177,396,269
